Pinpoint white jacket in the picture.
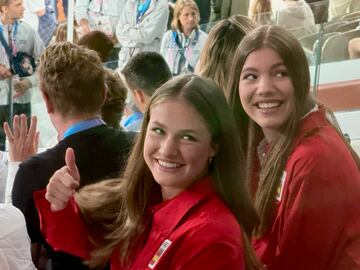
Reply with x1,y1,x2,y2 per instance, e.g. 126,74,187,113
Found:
276,0,315,30
0,204,36,270
0,21,44,105
116,0,169,70
160,29,208,75
75,0,125,37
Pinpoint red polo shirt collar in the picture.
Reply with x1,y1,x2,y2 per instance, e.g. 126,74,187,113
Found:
291,106,327,150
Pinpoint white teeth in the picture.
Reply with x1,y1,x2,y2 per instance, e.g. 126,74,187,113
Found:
257,102,280,109
158,160,181,168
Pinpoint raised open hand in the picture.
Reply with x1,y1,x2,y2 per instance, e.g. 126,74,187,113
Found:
3,114,39,162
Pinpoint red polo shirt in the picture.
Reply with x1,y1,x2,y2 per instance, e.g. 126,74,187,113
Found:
252,108,360,270
35,177,246,269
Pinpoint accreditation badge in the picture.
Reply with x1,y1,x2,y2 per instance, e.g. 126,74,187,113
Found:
148,239,172,269
275,171,287,202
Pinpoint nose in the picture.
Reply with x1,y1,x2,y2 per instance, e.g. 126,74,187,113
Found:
159,136,178,158
256,75,273,96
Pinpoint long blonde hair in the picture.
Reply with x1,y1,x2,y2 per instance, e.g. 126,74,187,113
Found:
76,74,260,269
171,0,200,31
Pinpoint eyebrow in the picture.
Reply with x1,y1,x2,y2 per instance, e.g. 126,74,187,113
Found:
150,121,199,134
241,62,286,73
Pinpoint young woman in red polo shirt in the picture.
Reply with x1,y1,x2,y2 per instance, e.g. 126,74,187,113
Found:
228,25,360,270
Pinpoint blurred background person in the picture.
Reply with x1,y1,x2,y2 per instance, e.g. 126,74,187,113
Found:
0,0,45,151
196,15,257,98
75,0,123,39
276,0,315,31
78,30,114,63
160,0,207,75
22,0,45,31
38,0,57,46
120,51,172,132
328,0,360,20
116,0,169,69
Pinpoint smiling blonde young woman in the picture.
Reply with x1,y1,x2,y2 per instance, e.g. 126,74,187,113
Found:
35,74,261,270
228,25,360,270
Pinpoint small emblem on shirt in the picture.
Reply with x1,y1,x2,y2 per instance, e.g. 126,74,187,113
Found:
148,239,172,269
275,171,287,202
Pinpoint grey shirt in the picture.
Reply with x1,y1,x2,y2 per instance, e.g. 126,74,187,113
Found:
0,20,44,105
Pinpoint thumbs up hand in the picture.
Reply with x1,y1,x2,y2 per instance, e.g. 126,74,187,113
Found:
45,148,80,212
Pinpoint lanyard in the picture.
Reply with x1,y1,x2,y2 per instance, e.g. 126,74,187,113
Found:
123,111,143,128
136,0,151,24
170,30,199,74
172,29,199,50
0,21,18,57
63,118,105,139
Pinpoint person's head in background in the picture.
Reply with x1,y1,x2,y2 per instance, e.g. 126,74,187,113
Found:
78,30,114,63
248,0,272,23
38,42,105,136
54,22,79,44
172,0,200,37
0,0,24,24
102,69,127,129
196,15,257,99
121,52,172,113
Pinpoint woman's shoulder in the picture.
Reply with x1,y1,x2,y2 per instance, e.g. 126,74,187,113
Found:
287,123,359,182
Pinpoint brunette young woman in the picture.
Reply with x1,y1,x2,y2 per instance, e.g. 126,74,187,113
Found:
228,25,360,270
35,74,261,270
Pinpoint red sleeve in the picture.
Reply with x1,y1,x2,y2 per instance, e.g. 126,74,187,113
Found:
33,190,93,260
269,148,360,270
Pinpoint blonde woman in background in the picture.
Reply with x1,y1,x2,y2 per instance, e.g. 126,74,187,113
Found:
160,0,207,75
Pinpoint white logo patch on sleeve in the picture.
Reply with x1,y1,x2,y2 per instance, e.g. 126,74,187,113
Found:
148,239,172,269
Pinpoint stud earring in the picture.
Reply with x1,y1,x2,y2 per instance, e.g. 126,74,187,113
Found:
208,156,213,165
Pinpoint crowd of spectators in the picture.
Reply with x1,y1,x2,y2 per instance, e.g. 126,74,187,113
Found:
0,0,359,270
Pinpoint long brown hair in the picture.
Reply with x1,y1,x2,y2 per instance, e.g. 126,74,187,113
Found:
228,25,314,236
76,74,260,269
197,15,257,98
228,25,360,236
